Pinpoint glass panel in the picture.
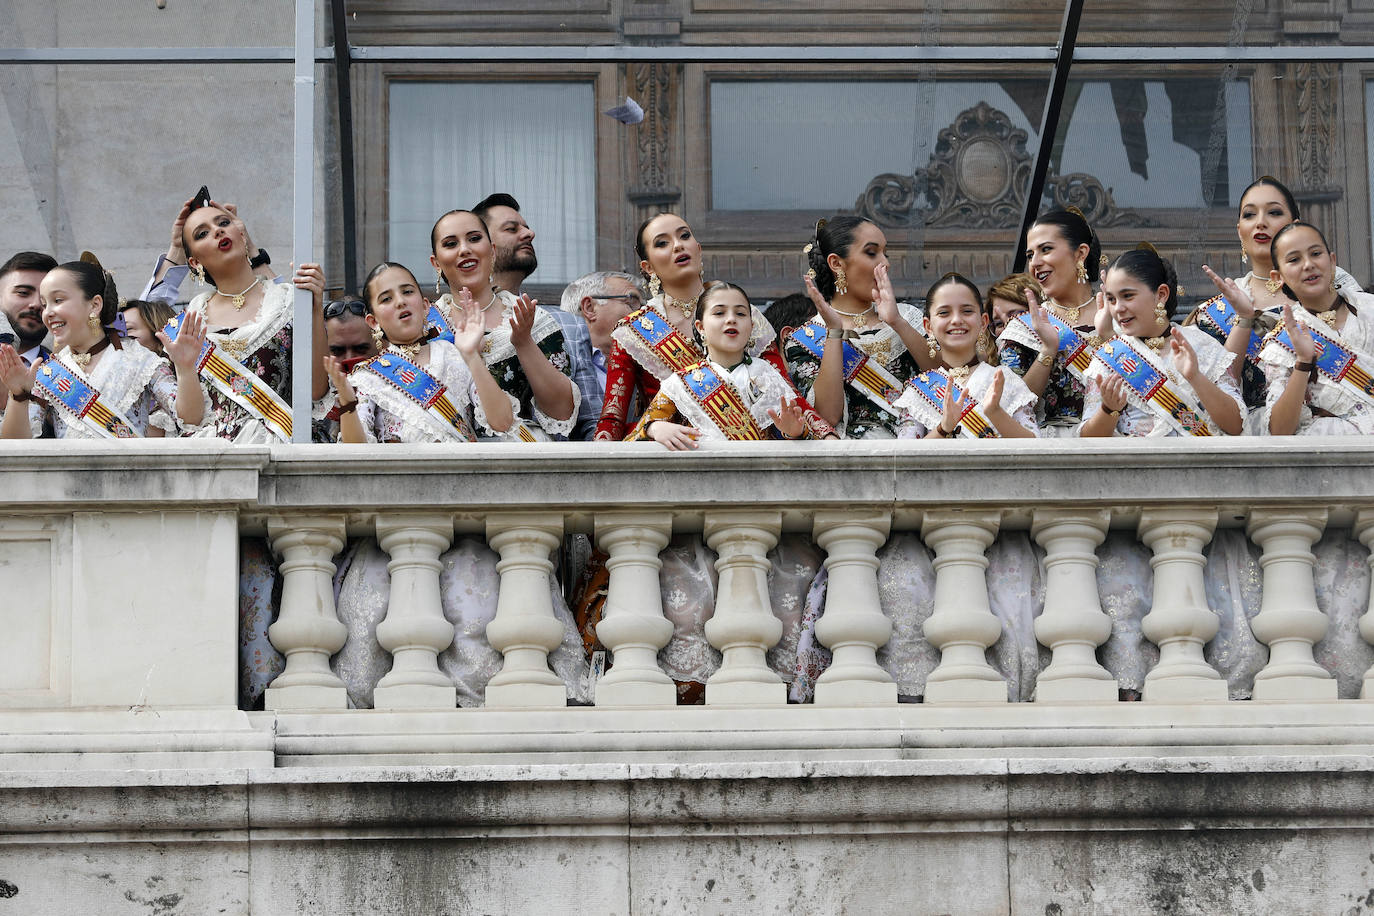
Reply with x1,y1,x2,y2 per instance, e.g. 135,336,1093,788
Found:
2,0,292,49
387,81,597,287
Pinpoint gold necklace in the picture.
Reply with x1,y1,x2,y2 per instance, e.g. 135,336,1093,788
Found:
389,340,424,362
663,290,700,320
946,363,973,385
1248,272,1283,296
1143,335,1169,352
71,351,92,370
1315,308,1340,329
1047,300,1081,324
831,304,875,328
218,277,263,311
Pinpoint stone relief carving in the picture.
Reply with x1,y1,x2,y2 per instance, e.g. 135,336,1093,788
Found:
627,62,681,213
854,102,1151,230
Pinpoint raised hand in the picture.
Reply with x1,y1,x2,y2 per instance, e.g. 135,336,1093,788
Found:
1100,374,1129,414
1170,331,1199,382
767,396,807,439
803,274,845,330
979,368,1005,415
509,293,537,346
939,373,970,435
0,344,36,398
1202,264,1254,318
159,310,207,373
1093,291,1115,343
323,355,356,400
294,262,325,306
649,420,700,450
452,290,486,358
1282,302,1317,363
168,197,195,261
872,262,899,325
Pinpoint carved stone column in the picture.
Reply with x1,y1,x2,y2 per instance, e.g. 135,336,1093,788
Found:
484,513,569,708
1030,509,1116,702
1355,510,1374,700
703,511,785,706
373,514,457,709
812,511,896,707
1137,510,1226,702
264,515,349,710
921,510,1006,704
593,512,676,707
626,61,682,223
1247,509,1336,700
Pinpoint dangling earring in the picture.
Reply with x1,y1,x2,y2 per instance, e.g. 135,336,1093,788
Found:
648,273,661,299
88,312,101,331
1154,299,1169,330
190,262,207,286
372,326,385,347
834,266,848,296
975,330,989,359
1266,275,1282,294
1076,261,1088,284
927,337,939,359
435,268,443,297
1241,250,1248,266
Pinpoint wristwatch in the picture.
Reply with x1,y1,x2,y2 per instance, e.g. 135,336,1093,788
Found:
249,248,271,270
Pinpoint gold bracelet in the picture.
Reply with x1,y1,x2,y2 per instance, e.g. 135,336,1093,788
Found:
1036,348,1055,366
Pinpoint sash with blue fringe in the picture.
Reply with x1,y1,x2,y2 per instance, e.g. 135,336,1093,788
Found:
1264,318,1374,409
163,314,293,442
614,306,702,380
789,322,905,416
1093,336,1212,436
1000,312,1097,381
902,370,998,438
363,350,477,442
34,357,139,439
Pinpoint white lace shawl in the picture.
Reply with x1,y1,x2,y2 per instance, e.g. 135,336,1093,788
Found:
659,358,796,440
893,362,1039,438
350,340,518,443
35,342,177,439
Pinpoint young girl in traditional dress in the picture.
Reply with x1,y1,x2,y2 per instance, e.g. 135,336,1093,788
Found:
1081,245,1244,438
788,215,937,439
894,272,1038,439
631,281,813,446
1258,220,1374,436
320,261,589,709
0,257,188,440
325,262,515,443
428,209,578,440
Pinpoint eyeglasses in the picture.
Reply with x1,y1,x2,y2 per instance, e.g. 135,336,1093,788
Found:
592,294,642,304
324,298,367,319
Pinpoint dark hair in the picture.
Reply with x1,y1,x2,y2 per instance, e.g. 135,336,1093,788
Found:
118,298,177,351
0,250,57,281
52,258,120,326
762,292,816,334
429,209,490,254
1269,220,1334,303
692,281,751,348
472,193,521,224
1031,208,1103,283
1108,244,1178,323
805,215,874,300
924,271,983,311
1239,176,1300,221
362,262,421,309
633,211,688,274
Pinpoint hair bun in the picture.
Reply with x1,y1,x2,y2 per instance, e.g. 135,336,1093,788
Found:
1134,241,1160,256
79,250,103,270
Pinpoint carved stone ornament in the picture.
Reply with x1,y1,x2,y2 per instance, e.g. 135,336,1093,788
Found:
855,102,1151,230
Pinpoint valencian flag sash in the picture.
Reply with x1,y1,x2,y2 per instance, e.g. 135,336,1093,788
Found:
34,358,139,439
1195,294,1264,365
364,351,477,442
425,303,455,344
1093,336,1212,436
163,314,293,442
788,323,905,416
999,312,1097,382
614,306,702,380
1265,318,1374,410
902,369,998,438
667,360,766,440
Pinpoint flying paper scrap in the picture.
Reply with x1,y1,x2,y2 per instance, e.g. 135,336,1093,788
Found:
603,97,645,125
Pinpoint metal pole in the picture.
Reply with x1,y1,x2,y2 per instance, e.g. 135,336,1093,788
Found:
291,0,316,444
1014,0,1085,273
330,0,358,292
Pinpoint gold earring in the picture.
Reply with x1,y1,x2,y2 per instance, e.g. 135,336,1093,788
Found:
1241,249,1248,266
834,266,848,296
1076,261,1088,284
190,263,207,285
975,330,989,359
1266,276,1282,294
372,326,385,347
88,312,101,331
435,268,443,297
927,337,939,359
1154,300,1169,330
648,273,661,298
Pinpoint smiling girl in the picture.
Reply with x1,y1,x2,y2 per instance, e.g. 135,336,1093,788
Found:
1259,221,1374,436
326,262,515,443
1080,245,1243,438
0,257,191,440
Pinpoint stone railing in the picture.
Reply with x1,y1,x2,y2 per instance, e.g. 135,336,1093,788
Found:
5,437,1374,769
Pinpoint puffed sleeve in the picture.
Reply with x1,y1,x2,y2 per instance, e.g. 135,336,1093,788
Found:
627,391,681,442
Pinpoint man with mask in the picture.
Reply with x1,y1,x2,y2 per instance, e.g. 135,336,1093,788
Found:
315,295,380,442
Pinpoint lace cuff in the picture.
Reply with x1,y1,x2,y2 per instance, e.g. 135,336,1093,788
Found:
530,378,581,437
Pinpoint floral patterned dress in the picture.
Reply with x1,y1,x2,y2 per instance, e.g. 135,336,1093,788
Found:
349,340,517,443
998,328,1089,436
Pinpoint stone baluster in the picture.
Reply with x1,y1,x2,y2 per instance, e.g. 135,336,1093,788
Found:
593,512,676,707
703,511,786,706
372,514,457,709
264,515,349,710
1355,510,1374,700
921,511,1006,703
811,510,896,706
484,514,569,708
1031,509,1116,702
1247,509,1336,700
1137,509,1226,702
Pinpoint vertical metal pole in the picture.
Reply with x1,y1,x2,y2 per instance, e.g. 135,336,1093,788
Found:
330,0,358,292
1013,0,1085,273
291,0,316,443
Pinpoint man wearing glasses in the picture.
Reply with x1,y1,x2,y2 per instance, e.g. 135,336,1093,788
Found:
315,295,380,441
557,271,643,441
